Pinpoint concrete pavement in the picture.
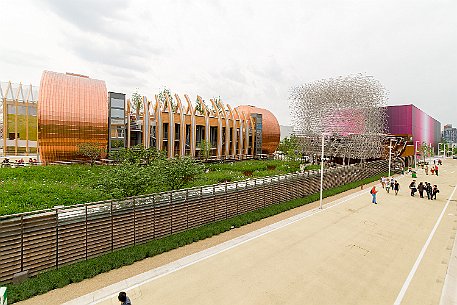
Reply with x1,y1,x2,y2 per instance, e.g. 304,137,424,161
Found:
65,159,457,305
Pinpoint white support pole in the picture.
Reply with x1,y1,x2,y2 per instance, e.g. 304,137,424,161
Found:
319,134,325,210
414,141,419,169
388,139,393,178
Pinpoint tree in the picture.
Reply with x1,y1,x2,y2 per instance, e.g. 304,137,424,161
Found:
198,140,212,160
77,142,106,165
211,96,224,114
195,98,209,115
157,88,177,112
131,90,143,118
278,135,300,161
418,142,433,163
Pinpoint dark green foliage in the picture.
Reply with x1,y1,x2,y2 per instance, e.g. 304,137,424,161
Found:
93,164,161,198
198,140,212,160
77,142,106,165
0,159,304,215
2,172,386,304
159,157,204,190
109,145,165,165
278,135,301,160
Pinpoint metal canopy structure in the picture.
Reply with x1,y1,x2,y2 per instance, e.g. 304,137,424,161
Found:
290,74,388,161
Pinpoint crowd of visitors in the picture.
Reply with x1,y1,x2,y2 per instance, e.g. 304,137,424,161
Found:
375,158,443,204
408,180,439,200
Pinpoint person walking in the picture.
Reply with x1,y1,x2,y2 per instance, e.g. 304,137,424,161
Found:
426,182,432,200
370,186,378,204
425,165,429,175
394,180,400,195
381,177,386,189
432,185,440,200
409,180,417,197
418,182,425,198
390,177,395,190
118,292,132,305
435,165,439,176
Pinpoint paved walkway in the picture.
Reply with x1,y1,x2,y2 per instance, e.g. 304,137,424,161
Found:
60,160,457,304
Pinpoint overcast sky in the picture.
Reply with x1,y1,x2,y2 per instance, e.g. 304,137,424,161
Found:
0,0,455,126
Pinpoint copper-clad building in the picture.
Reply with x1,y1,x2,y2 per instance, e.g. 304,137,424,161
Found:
38,71,108,162
235,105,280,154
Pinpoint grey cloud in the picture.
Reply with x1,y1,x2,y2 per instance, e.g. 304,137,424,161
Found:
68,37,152,73
43,0,127,34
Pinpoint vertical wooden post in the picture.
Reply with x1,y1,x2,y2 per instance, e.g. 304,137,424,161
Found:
55,208,59,269
110,201,114,251
85,205,88,260
20,214,24,272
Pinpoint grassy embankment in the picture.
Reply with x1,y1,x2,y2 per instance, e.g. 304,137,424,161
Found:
2,171,386,304
0,160,317,215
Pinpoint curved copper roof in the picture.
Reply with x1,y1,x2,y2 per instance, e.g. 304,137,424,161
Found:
38,71,108,162
235,105,280,154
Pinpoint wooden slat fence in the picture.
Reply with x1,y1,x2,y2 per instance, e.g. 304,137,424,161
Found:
0,160,389,283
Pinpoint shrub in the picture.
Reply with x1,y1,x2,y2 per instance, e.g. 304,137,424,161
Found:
158,157,204,190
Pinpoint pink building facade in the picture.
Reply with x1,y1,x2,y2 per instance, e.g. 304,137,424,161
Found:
385,105,441,147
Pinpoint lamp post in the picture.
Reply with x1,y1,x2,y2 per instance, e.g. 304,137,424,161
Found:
438,142,445,159
319,134,325,209
388,138,394,179
414,141,420,169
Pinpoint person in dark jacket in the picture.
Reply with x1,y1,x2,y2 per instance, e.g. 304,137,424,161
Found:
432,185,440,200
418,182,425,198
424,182,430,200
409,180,417,197
394,180,400,195
118,292,132,305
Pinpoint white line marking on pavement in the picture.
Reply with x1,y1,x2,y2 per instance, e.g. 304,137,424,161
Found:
393,183,457,305
64,184,378,305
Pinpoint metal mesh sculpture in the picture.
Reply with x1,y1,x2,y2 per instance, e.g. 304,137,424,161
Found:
290,74,388,161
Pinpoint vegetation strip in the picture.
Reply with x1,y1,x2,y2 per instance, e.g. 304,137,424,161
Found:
2,172,386,304
0,159,304,215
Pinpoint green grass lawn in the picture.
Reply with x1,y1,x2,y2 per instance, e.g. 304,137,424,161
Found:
0,159,303,215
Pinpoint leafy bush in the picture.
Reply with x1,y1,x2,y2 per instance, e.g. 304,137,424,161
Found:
159,157,204,190
109,145,165,165
93,164,161,198
77,142,106,165
2,172,386,304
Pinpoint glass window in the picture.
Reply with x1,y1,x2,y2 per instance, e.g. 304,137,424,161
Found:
17,105,26,115
111,118,125,125
7,105,15,114
110,108,124,118
111,98,125,109
29,107,37,116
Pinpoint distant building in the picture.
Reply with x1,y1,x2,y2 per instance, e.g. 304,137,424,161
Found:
0,81,38,156
443,124,457,144
38,71,108,162
2,71,281,162
385,105,441,147
280,125,294,140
